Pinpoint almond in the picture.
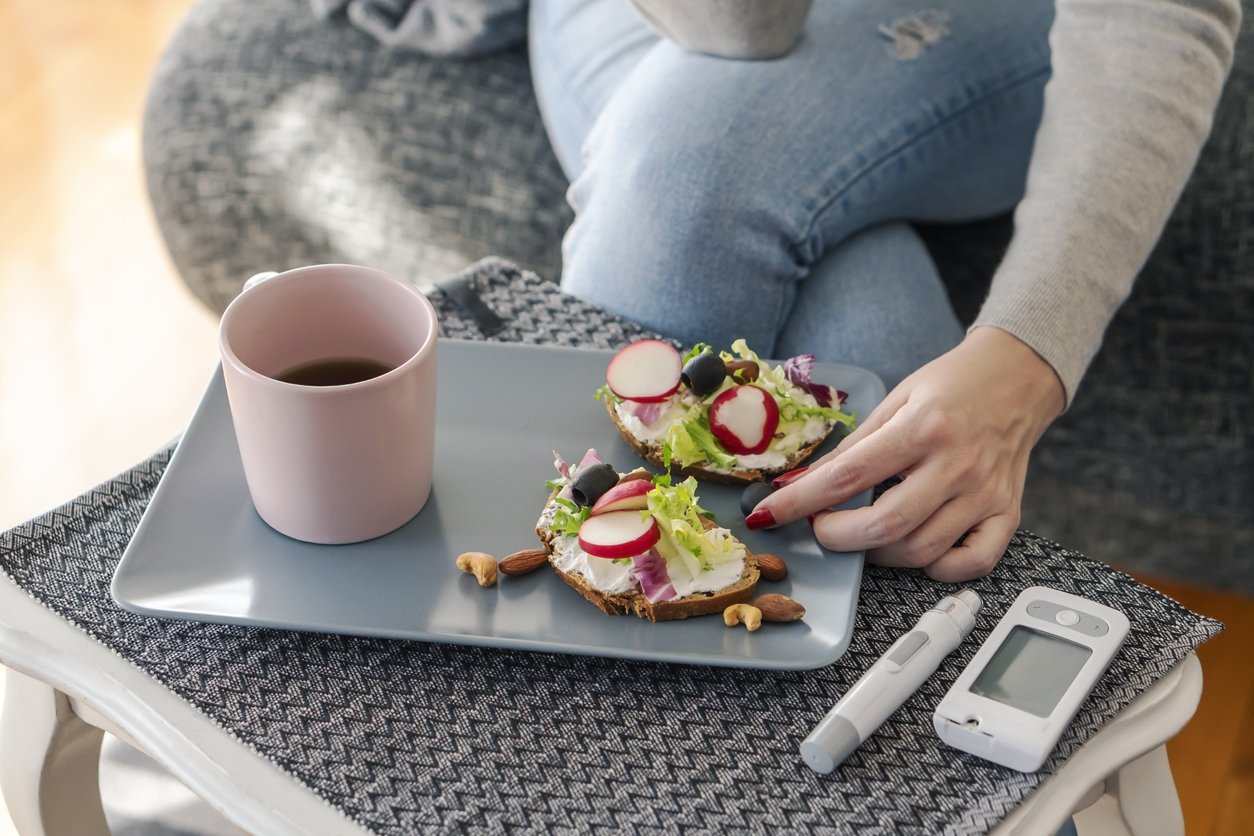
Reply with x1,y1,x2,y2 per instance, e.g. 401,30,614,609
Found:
499,548,550,576
752,593,805,622
755,553,788,582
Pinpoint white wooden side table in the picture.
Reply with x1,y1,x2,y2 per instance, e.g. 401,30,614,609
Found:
0,573,1201,836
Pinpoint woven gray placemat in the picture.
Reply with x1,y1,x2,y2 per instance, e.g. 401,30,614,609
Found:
0,258,1223,834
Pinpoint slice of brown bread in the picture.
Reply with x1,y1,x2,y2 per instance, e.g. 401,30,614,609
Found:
536,500,760,622
605,398,832,486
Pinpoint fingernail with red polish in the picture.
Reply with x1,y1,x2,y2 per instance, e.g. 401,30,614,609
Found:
745,508,777,530
771,467,808,489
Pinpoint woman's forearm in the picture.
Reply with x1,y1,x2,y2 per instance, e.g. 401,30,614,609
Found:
974,0,1241,406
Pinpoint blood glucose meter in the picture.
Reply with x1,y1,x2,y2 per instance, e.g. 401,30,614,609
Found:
933,586,1129,772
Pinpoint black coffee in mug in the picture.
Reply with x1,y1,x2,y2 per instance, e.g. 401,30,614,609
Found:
275,357,395,387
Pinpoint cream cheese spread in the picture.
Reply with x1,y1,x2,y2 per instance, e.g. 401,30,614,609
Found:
549,532,636,595
614,396,692,442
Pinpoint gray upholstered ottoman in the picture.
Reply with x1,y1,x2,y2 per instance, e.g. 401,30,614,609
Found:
142,0,1254,591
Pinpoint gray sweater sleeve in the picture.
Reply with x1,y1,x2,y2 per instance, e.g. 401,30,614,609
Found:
975,0,1241,406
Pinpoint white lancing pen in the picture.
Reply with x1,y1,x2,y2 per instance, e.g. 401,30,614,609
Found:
800,589,982,774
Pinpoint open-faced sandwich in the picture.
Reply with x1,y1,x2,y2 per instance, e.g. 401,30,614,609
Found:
536,449,759,622
597,339,857,485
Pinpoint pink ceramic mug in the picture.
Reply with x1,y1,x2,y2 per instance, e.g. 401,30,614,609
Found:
218,264,439,544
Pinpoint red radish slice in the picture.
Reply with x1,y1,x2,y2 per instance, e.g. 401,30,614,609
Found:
605,340,681,403
578,510,660,558
589,479,653,516
708,384,780,455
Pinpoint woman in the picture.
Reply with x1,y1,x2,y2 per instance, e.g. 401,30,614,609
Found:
527,0,1241,581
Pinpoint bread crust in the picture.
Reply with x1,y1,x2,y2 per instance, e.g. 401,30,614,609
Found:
536,500,760,622
605,398,830,486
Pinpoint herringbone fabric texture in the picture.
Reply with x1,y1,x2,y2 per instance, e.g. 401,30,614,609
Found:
0,260,1222,834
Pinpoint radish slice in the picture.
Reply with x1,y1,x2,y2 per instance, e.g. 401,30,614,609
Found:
589,479,653,516
708,385,780,455
578,510,661,558
605,340,681,403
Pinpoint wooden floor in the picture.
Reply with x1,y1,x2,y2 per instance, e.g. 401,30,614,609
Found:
0,2,1251,834
1129,574,1254,835
0,0,219,537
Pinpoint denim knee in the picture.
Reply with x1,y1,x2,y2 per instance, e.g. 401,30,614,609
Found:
561,96,802,351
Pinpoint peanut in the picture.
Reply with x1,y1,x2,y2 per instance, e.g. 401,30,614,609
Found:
755,553,788,582
456,551,498,587
752,594,806,622
723,603,763,632
498,548,549,577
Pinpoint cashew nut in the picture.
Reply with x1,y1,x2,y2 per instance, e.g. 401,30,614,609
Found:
456,551,498,587
723,603,763,632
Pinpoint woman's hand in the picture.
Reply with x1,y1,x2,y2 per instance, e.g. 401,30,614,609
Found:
746,327,1065,581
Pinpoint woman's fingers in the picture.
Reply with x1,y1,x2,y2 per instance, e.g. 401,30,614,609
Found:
812,501,1016,579
865,495,976,568
808,460,958,552
755,410,923,526
748,329,1063,577
921,512,1020,582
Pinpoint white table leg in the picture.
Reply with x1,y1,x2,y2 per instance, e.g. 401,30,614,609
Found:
0,669,109,836
1108,744,1184,836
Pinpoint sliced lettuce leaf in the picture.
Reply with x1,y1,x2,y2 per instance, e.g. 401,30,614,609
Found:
725,338,763,366
663,412,738,470
778,398,857,429
646,477,741,576
549,497,589,537
681,342,714,365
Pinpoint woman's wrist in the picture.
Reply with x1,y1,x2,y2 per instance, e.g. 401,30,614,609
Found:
963,326,1066,430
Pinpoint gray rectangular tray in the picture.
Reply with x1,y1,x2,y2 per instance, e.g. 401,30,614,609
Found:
112,339,884,669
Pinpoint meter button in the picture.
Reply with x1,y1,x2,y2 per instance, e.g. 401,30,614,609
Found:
1055,609,1081,627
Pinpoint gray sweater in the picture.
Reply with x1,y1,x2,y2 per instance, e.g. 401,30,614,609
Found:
633,0,1242,405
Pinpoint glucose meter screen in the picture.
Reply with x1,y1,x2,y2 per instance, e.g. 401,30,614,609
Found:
971,626,1092,718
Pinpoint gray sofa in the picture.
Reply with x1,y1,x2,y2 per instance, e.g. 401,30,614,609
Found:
142,0,1253,592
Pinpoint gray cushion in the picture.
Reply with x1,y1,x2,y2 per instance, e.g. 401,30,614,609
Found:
143,0,570,314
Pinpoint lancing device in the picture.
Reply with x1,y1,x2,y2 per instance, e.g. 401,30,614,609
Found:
800,588,982,774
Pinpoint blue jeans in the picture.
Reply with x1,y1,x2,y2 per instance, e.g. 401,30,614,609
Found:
529,0,1054,389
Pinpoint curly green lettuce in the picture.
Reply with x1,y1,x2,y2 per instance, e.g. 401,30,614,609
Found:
645,475,739,576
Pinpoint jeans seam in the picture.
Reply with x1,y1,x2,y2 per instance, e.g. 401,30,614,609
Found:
790,61,1053,261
